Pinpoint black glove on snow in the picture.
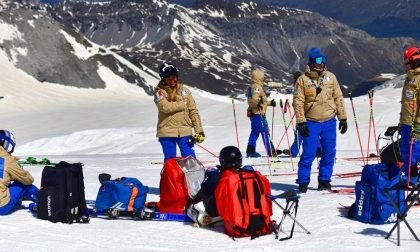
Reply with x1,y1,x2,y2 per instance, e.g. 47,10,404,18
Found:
339,120,348,134
297,122,310,137
270,99,276,107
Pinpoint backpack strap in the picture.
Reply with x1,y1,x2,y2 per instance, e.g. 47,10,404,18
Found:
64,165,75,223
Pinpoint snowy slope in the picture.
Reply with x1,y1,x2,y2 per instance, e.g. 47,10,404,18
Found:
1,44,419,251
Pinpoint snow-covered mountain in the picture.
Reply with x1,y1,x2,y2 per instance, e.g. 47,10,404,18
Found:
0,0,156,94
46,0,415,96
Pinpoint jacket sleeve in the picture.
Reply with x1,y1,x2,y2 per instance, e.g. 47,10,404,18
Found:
293,78,307,123
186,92,204,134
332,77,347,120
8,160,34,185
154,89,185,114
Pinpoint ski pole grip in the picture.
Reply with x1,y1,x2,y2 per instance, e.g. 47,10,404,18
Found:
368,90,372,99
280,99,283,108
348,92,353,101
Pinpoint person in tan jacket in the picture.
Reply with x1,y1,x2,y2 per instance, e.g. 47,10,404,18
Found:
399,46,420,185
293,48,347,193
245,69,277,158
0,130,38,215
154,63,204,162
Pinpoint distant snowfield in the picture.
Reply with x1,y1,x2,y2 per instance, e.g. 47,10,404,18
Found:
1,41,419,251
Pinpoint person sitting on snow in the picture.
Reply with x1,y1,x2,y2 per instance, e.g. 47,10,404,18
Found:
245,68,278,158
154,62,205,163
0,130,39,215
293,48,347,193
399,46,420,185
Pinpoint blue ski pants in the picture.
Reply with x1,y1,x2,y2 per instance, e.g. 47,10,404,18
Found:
159,136,196,162
0,182,39,215
296,117,336,184
400,124,420,176
290,127,322,158
247,114,272,155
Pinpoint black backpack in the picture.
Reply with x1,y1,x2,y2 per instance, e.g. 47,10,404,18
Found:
38,161,89,223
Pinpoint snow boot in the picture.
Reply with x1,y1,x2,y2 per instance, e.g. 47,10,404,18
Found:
246,145,261,158
298,183,308,193
187,201,223,227
317,181,331,191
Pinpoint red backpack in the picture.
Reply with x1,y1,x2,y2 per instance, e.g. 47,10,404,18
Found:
215,168,273,239
157,157,205,214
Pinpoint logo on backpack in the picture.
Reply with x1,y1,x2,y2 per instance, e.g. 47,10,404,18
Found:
357,190,364,217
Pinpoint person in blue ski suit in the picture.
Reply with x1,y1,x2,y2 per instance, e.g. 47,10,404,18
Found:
293,48,348,193
246,69,278,158
399,46,420,185
154,63,205,162
0,130,39,215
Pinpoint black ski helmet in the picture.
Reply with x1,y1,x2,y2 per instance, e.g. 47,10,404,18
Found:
159,62,178,79
219,146,242,170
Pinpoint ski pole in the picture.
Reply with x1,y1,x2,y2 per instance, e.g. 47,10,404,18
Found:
280,99,295,170
195,143,218,158
369,90,380,162
349,92,366,165
271,105,275,140
231,98,240,149
408,90,418,187
275,112,296,151
286,99,301,158
366,91,372,164
258,104,272,176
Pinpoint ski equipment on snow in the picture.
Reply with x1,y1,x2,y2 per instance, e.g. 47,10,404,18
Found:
348,92,366,165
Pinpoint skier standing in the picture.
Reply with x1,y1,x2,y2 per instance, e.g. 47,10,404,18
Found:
0,130,39,215
399,46,420,184
246,69,277,158
293,48,347,193
154,63,204,162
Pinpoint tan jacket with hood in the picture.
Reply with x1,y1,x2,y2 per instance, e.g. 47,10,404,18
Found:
154,80,203,138
293,66,347,123
247,69,269,115
0,147,34,207
400,67,420,126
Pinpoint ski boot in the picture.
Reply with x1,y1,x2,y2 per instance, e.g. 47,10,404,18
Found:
317,181,332,191
246,145,261,158
298,183,308,193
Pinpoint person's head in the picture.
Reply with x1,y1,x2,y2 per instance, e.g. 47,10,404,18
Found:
0,130,16,154
159,62,179,88
219,146,242,171
404,46,420,71
251,68,265,86
308,48,327,73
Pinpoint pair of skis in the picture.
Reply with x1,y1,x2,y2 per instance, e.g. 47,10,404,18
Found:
29,201,192,222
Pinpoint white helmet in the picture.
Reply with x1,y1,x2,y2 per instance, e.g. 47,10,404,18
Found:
0,130,16,153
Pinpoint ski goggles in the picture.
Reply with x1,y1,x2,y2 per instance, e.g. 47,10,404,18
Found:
314,56,326,65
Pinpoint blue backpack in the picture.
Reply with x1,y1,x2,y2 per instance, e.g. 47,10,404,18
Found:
95,177,149,213
350,163,406,224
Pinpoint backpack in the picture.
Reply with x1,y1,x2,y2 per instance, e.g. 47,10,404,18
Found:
158,156,205,214
215,167,273,239
349,163,406,224
38,161,89,223
95,177,148,213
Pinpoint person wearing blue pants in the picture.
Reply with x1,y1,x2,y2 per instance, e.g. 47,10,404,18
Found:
293,48,347,193
399,46,420,184
287,128,322,158
0,130,39,215
246,68,277,158
154,63,204,162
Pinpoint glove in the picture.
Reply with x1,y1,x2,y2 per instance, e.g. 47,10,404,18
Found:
270,99,276,107
297,122,310,137
190,132,205,144
339,120,348,134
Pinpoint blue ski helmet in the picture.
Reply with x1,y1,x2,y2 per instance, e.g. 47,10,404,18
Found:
159,63,178,79
308,48,327,71
0,130,16,153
